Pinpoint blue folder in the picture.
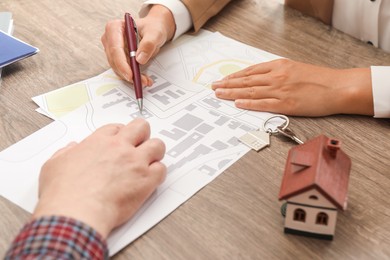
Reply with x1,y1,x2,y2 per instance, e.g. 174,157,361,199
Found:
0,30,39,68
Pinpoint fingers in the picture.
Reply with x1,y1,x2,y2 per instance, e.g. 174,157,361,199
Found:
101,20,131,81
213,59,290,90
137,138,166,162
224,59,288,80
118,118,151,146
136,28,166,65
101,20,152,86
134,4,174,65
136,37,156,65
223,62,272,80
235,98,282,113
215,86,276,100
212,74,271,90
111,47,133,83
148,161,167,186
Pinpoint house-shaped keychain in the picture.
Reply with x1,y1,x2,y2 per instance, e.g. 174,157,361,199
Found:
279,135,351,240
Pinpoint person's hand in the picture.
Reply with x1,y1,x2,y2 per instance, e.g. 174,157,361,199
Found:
101,4,175,85
212,59,374,116
32,118,166,238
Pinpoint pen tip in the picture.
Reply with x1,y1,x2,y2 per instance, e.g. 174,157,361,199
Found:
137,99,143,113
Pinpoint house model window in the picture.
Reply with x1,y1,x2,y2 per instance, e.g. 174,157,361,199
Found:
293,208,306,222
316,212,329,225
309,195,318,200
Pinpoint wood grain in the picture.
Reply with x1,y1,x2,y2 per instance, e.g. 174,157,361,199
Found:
1,0,389,258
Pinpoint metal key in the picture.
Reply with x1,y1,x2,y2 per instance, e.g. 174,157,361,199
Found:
276,125,304,145
239,114,304,151
262,114,305,145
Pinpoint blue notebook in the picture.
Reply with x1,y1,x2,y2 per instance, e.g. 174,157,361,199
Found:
0,30,39,68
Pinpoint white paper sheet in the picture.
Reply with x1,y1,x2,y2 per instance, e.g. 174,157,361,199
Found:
1,31,281,255
32,31,281,119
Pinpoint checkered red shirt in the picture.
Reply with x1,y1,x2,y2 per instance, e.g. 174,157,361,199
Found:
5,216,109,259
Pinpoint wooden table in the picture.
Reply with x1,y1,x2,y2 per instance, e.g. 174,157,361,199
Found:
1,0,389,258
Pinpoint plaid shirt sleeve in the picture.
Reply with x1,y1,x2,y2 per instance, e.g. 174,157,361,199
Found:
4,216,109,259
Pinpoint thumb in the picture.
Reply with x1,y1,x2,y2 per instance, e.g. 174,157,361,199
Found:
136,26,168,64
136,36,157,65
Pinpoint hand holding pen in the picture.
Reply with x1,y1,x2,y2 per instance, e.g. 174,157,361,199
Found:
101,5,176,90
124,13,143,112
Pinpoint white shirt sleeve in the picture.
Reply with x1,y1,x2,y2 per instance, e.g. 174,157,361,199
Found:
371,66,390,118
332,0,390,53
139,0,193,40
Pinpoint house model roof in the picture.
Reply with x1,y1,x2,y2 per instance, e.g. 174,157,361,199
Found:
278,135,351,210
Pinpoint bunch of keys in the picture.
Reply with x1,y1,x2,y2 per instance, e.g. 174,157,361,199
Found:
238,115,304,152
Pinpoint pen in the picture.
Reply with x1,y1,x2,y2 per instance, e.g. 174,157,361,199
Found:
124,13,143,112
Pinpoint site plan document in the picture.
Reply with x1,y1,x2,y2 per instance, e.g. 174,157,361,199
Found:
0,31,281,255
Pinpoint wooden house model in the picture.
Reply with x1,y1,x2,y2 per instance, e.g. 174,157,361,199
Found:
279,135,351,240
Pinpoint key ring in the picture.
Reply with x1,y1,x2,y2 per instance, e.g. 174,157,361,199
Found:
262,115,289,134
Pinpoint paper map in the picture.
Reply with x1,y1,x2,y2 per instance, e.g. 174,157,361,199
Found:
0,31,280,255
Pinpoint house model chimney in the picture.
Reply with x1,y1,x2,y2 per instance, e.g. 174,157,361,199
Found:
327,139,341,158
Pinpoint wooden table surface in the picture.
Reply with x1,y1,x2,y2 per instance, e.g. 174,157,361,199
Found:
1,0,389,259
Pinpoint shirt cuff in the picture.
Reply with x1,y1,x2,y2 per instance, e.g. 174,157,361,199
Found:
140,0,192,40
371,66,390,118
5,216,109,259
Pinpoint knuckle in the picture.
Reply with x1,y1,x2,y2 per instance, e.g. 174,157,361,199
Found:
107,47,117,57
242,76,252,87
133,117,149,129
275,58,288,66
106,19,122,30
281,99,298,115
105,20,115,32
245,65,256,76
148,138,166,153
104,123,124,132
130,163,149,178
247,87,256,99
156,163,167,181
130,118,150,137
272,73,288,82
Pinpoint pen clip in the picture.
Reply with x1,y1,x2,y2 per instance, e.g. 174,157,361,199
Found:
132,18,139,47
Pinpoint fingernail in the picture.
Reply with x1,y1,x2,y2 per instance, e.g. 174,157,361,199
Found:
235,99,244,106
122,72,130,82
215,88,224,96
142,77,153,87
211,80,223,90
147,76,154,86
212,80,223,86
137,52,148,64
